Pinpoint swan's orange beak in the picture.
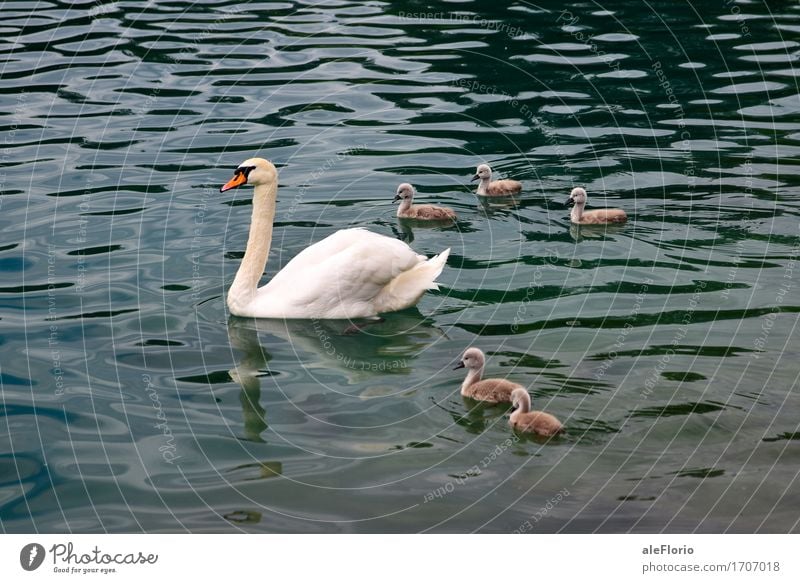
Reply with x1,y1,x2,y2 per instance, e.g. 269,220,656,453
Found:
220,172,247,193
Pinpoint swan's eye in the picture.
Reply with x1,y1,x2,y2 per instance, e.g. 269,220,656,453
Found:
236,165,257,179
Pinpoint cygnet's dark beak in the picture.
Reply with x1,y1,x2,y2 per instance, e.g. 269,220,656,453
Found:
471,174,480,182
566,197,575,206
453,361,465,370
393,194,401,202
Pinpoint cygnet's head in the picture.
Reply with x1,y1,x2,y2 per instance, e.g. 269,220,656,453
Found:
471,163,492,182
511,388,531,412
453,347,486,371
220,157,277,192
393,183,416,203
566,187,587,207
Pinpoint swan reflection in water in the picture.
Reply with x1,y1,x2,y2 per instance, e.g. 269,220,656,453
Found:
226,311,447,439
220,312,444,527
394,217,455,244
478,197,519,217
568,222,627,243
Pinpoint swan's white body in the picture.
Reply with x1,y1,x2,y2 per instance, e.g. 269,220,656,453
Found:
222,158,450,319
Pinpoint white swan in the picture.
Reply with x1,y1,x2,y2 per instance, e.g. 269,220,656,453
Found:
220,158,450,319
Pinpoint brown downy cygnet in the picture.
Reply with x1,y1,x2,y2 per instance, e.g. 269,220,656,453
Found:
509,388,564,437
472,163,522,196
566,187,627,225
453,347,521,403
394,183,457,221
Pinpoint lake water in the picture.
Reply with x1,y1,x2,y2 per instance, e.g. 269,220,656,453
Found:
1,0,799,533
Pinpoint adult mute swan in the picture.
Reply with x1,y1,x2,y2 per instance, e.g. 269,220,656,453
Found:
566,187,627,225
453,347,521,403
220,158,450,319
509,388,564,437
394,183,457,221
472,163,522,196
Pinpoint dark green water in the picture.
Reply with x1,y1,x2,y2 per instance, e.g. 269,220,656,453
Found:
1,0,799,533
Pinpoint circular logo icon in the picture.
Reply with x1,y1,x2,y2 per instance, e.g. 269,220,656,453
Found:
20,543,46,571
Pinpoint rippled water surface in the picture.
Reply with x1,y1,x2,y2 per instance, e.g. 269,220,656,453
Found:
2,0,799,533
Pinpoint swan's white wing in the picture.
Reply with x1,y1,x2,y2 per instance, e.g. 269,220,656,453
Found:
253,228,427,319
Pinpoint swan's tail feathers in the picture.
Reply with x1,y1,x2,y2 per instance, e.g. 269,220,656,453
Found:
421,248,450,291
375,248,450,313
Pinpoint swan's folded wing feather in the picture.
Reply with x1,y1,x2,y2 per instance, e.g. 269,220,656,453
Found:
256,229,425,318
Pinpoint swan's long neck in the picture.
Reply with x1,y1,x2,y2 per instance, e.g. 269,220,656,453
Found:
510,391,531,423
570,201,584,223
460,365,483,394
397,198,413,216
477,177,490,195
517,391,531,413
228,181,277,312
